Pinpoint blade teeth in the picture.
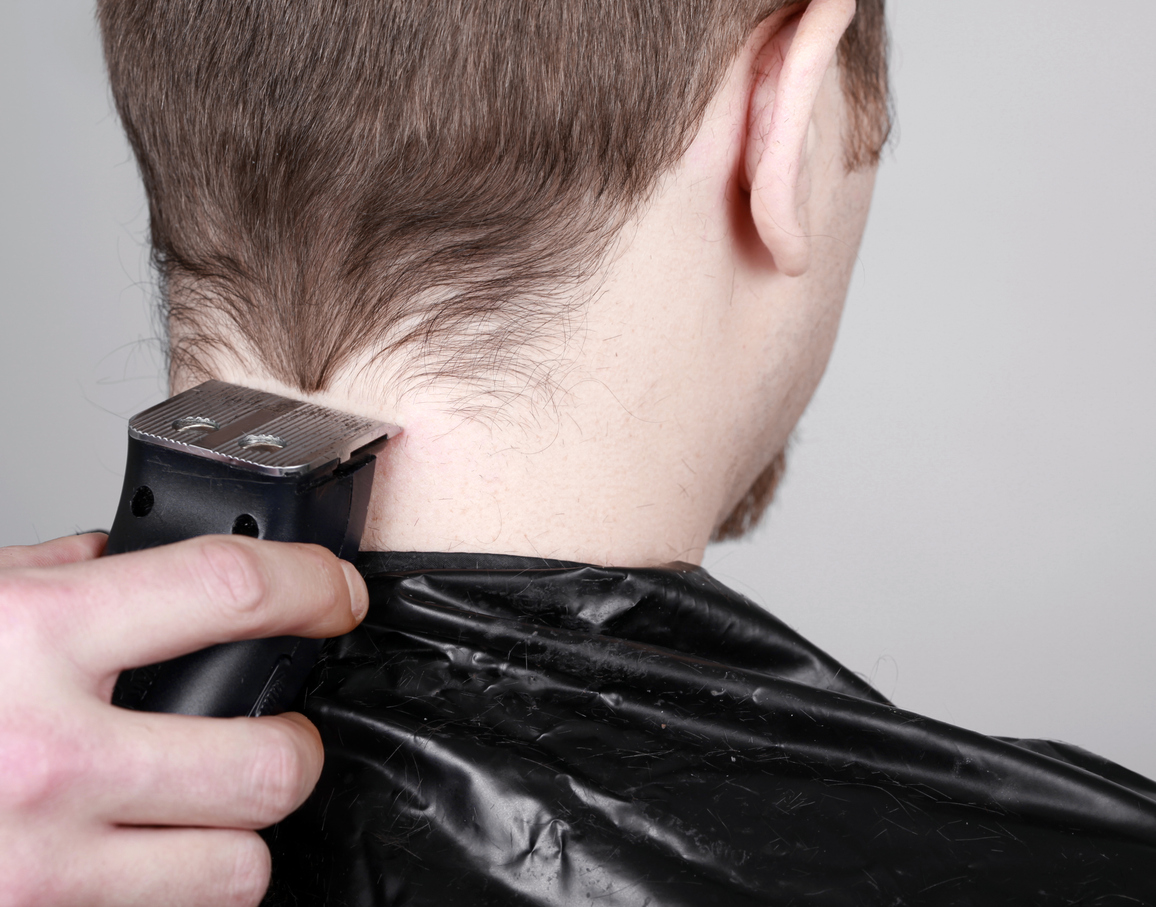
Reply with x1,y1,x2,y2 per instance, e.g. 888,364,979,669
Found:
127,381,395,477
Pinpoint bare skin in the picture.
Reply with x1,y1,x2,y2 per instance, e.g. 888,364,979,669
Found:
0,1,875,904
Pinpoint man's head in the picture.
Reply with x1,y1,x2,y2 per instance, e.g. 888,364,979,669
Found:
98,0,889,563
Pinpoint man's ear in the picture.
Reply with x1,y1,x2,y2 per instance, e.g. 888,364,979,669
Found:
744,0,855,277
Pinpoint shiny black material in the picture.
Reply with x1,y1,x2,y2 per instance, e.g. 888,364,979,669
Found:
263,553,1156,905
108,437,377,717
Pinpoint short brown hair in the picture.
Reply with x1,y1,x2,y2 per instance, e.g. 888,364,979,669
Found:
99,0,889,397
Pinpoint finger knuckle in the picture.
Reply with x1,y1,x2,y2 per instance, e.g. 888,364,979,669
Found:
0,568,102,664
0,575,48,645
193,539,268,622
247,728,307,824
220,833,272,907
0,717,79,813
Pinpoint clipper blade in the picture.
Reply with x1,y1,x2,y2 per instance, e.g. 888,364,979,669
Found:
127,381,397,477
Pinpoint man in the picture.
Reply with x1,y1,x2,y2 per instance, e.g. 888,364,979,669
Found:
0,1,1153,905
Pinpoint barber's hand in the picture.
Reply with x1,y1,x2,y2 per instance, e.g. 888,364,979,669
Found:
0,532,368,907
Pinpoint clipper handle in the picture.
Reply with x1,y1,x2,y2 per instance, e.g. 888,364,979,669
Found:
106,381,391,718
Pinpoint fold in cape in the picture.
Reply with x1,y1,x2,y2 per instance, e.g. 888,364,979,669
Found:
262,552,1156,906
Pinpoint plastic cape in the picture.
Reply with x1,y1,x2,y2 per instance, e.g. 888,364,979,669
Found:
261,552,1156,906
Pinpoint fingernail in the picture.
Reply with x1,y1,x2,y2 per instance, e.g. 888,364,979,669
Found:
342,561,369,622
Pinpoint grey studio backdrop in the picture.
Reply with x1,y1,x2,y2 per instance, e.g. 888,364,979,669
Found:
2,1,1154,778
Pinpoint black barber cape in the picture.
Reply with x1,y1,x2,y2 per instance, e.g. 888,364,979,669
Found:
262,553,1156,905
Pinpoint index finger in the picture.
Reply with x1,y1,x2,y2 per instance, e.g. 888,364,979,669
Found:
20,535,368,680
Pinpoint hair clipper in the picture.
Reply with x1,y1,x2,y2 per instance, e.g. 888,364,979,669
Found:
107,381,396,718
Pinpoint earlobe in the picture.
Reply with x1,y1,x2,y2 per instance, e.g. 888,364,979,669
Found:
744,0,855,277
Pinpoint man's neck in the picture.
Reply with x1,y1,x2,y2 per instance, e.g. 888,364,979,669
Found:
178,365,733,567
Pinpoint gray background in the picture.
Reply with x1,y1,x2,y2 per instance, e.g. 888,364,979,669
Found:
2,2,1153,776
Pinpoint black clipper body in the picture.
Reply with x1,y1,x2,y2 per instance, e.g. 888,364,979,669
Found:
107,381,396,718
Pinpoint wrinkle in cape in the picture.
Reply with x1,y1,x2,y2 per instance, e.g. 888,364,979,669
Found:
261,552,1156,906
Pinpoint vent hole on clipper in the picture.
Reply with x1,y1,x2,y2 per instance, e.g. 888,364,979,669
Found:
172,416,221,433
238,433,286,453
232,514,260,537
130,486,154,518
